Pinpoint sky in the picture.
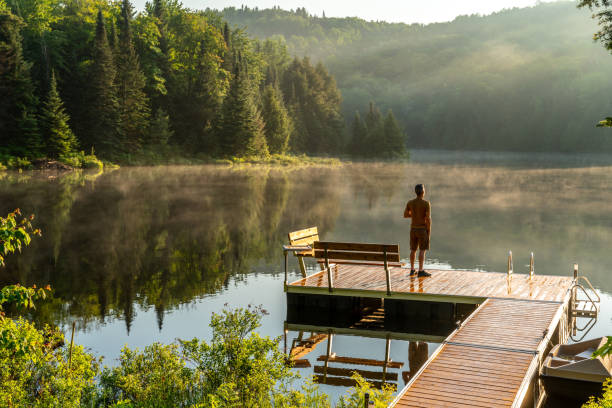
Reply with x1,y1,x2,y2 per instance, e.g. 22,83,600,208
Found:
141,0,568,24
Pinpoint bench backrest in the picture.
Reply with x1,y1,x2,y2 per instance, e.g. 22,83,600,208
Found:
313,241,400,263
288,227,319,257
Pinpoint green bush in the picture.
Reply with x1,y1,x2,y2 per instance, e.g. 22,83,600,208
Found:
582,378,612,408
0,156,33,170
0,209,40,267
98,343,198,407
0,317,99,407
60,151,104,170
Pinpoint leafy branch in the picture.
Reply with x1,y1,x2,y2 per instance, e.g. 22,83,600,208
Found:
596,117,612,128
592,336,612,358
0,209,41,267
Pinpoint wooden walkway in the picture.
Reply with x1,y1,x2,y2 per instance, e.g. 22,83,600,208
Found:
391,298,567,408
286,265,575,407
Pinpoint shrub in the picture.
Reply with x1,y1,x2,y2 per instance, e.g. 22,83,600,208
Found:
0,209,40,266
0,317,99,407
60,151,104,170
582,378,612,408
98,343,198,407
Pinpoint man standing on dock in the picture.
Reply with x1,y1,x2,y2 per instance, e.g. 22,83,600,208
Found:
404,184,432,277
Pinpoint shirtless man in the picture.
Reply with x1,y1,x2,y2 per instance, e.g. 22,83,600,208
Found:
403,184,431,277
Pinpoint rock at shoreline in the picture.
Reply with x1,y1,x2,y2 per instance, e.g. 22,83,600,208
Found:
31,159,74,171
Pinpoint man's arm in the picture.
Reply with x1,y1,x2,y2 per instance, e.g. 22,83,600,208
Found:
425,203,432,235
403,203,412,218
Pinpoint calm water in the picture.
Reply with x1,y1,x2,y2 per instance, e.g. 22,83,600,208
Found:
2,152,612,402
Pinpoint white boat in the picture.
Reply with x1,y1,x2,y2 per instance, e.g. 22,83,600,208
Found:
541,337,612,403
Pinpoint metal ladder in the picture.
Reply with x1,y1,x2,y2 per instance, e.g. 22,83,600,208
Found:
570,264,600,341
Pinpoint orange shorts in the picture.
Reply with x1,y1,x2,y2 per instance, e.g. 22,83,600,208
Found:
410,228,430,251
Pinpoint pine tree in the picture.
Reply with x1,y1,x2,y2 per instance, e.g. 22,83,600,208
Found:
365,101,384,156
349,111,367,156
40,72,77,158
383,110,406,157
261,84,291,154
218,65,269,157
116,0,150,153
0,7,41,157
148,107,173,146
86,10,120,156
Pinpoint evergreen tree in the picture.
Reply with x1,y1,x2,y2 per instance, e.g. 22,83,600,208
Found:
40,72,77,158
383,110,406,157
116,0,150,153
261,84,291,154
0,7,41,157
349,111,367,156
281,57,344,154
364,101,384,156
148,107,173,146
218,65,269,157
86,10,120,156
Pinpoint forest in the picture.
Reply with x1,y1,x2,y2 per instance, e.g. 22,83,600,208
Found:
0,0,406,166
220,2,612,152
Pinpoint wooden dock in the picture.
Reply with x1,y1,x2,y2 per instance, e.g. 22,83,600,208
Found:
287,266,573,303
286,264,577,407
391,297,570,407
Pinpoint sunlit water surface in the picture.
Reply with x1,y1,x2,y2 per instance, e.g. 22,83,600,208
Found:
2,151,612,403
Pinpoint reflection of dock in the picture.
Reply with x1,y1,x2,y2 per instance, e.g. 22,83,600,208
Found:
283,227,599,407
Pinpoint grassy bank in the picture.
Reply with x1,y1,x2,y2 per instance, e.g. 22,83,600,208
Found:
0,151,108,171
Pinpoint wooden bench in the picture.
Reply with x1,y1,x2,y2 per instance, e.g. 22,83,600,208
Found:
283,227,401,295
313,241,400,295
286,227,320,277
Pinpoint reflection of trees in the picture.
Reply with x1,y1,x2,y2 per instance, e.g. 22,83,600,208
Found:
0,166,342,331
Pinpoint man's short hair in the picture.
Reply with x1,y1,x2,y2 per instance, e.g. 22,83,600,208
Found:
415,184,424,196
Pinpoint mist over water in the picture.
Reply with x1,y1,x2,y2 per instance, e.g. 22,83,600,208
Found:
1,151,612,401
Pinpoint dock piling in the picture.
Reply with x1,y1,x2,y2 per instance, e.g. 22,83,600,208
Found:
574,263,579,279
507,250,513,279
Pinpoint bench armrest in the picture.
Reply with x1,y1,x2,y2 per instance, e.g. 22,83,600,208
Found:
283,244,312,253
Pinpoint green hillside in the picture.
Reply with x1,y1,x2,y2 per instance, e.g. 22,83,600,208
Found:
219,2,612,152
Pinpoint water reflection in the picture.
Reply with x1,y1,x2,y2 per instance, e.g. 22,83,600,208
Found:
0,166,343,331
284,293,477,394
2,160,612,328
0,157,611,391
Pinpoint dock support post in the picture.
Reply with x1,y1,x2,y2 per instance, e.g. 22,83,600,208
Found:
284,250,288,288
529,252,534,280
574,263,579,279
384,249,391,296
325,247,333,292
507,251,513,280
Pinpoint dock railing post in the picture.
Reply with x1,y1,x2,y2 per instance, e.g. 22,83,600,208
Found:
574,263,578,279
284,250,289,288
507,250,513,280
384,248,391,296
529,252,534,280
325,246,333,292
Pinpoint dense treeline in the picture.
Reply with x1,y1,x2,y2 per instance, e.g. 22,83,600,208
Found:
349,102,406,158
221,2,612,152
0,0,355,163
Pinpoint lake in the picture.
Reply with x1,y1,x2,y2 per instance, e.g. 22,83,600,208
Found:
1,151,612,403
